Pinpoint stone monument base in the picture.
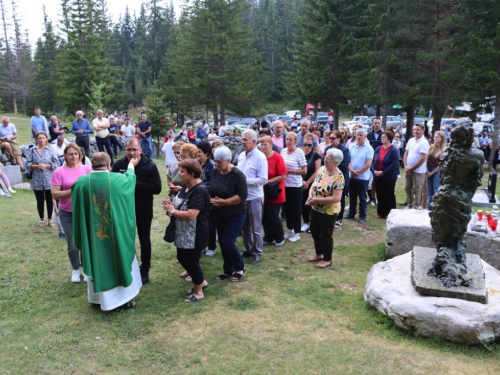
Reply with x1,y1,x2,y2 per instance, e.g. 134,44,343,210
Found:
364,252,500,343
411,246,487,304
472,190,499,207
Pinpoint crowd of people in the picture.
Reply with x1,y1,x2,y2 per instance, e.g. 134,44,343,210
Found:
3,107,493,310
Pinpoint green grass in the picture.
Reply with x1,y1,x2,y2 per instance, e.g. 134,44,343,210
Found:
1,114,500,374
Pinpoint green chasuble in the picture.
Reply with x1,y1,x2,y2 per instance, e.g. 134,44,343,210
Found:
72,167,136,293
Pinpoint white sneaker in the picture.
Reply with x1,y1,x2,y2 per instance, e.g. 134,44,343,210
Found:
284,230,294,239
8,187,16,194
398,175,401,179
83,274,88,282
275,240,285,247
205,249,216,256
289,233,301,242
0,190,5,196
345,205,349,210
370,201,375,206
71,270,80,283
301,223,310,232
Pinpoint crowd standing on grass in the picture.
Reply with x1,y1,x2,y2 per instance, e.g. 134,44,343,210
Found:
13,107,500,308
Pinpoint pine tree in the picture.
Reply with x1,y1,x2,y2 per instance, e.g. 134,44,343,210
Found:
0,0,17,113
56,0,119,114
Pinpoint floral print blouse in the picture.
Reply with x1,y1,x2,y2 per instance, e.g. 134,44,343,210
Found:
310,166,345,215
25,146,59,191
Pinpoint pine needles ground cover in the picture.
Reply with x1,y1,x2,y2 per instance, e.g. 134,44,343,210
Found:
1,115,500,374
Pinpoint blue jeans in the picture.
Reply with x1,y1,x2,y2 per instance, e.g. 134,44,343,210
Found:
348,178,368,219
141,137,153,158
216,211,246,274
427,167,440,209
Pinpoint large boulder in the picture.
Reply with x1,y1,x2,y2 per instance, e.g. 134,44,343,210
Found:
364,251,500,343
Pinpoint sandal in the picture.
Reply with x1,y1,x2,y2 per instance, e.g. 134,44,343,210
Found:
231,269,246,282
114,301,136,311
184,294,204,303
308,255,324,262
38,220,45,228
316,260,332,268
179,270,189,278
188,283,209,295
47,221,55,228
185,276,192,282
216,273,231,281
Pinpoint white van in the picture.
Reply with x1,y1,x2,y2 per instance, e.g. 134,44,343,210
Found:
284,110,301,118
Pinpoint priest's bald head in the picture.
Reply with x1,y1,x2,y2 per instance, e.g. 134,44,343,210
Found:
91,152,111,170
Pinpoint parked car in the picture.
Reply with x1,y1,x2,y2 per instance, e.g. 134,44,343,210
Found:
439,118,458,130
239,118,258,127
284,110,301,118
477,112,495,123
346,122,370,133
226,117,241,125
361,115,404,130
277,115,292,126
264,114,279,123
473,122,494,137
341,116,368,128
315,112,330,125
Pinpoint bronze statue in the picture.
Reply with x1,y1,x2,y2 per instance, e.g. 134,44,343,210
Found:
428,118,484,287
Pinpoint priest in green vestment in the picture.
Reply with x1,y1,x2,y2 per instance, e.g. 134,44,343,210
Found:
72,152,141,311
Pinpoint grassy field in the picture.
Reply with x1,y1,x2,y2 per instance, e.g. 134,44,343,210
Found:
1,114,500,374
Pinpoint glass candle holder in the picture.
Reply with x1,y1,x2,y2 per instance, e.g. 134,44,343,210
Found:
491,218,498,231
478,210,483,221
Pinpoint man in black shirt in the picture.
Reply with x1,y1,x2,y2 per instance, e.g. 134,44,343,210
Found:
112,138,162,284
138,113,153,158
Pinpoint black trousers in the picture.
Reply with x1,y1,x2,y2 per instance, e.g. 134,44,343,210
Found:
337,185,348,222
310,210,336,261
34,189,53,220
136,209,153,270
96,136,114,165
284,186,302,233
263,201,284,243
177,248,204,285
301,187,311,224
375,179,396,217
75,136,90,158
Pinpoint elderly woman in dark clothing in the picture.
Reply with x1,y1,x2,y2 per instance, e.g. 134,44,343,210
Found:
197,141,217,256
163,159,211,302
371,130,400,218
209,146,248,282
323,130,350,229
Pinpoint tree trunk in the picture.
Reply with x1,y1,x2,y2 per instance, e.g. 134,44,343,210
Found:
406,105,415,139
489,93,500,165
0,0,17,114
381,104,388,130
376,104,381,117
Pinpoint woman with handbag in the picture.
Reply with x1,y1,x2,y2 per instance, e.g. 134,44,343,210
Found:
260,136,287,247
163,159,211,302
209,146,248,282
300,134,321,233
26,131,59,228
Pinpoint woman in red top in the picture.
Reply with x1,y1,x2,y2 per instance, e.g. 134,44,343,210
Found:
187,126,197,144
371,130,400,218
260,135,287,247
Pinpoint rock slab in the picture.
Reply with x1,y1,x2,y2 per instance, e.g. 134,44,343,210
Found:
364,252,500,343
2,164,22,185
411,246,487,304
386,209,500,270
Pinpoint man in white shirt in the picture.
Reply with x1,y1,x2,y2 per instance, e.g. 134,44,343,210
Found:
202,120,210,137
0,116,24,170
404,124,430,209
120,118,136,140
218,124,228,137
93,109,114,165
237,129,268,263
51,136,68,166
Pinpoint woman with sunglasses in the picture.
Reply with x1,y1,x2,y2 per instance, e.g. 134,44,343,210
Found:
281,132,307,242
340,127,350,144
300,134,321,233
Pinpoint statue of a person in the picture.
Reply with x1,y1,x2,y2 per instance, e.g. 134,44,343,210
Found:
428,118,484,287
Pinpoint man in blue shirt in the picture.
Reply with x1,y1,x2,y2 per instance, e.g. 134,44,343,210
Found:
71,110,93,157
30,107,48,141
48,115,65,143
296,119,320,153
345,128,374,223
138,113,153,158
196,122,205,142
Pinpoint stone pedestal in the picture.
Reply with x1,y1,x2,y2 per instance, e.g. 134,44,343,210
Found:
1,164,22,185
386,209,500,270
411,246,487,304
364,252,500,343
